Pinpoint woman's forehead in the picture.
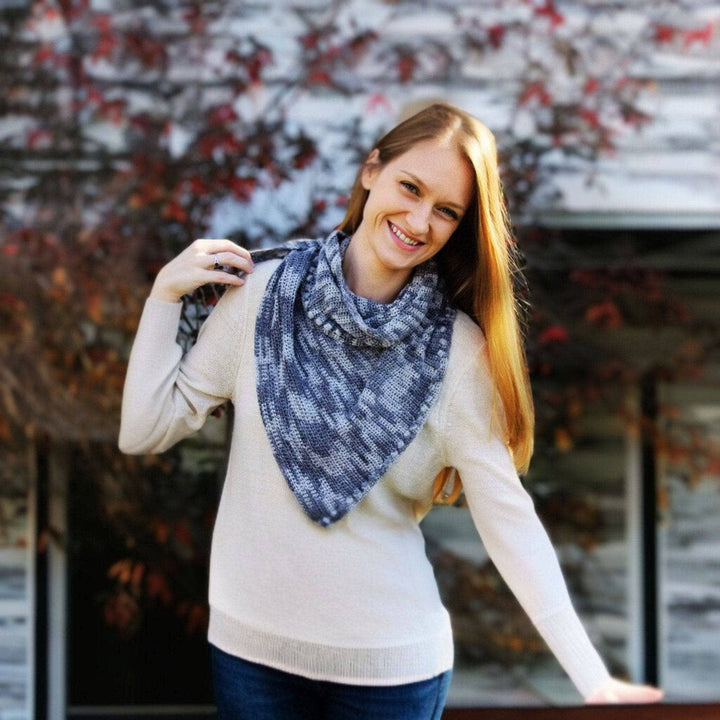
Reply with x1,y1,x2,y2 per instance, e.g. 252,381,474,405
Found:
388,140,474,207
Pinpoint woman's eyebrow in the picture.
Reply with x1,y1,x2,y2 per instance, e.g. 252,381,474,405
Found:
399,170,468,211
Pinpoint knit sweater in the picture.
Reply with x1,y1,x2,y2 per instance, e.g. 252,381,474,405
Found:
119,259,611,696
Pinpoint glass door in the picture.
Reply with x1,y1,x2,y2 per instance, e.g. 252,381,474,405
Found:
658,381,720,701
65,424,226,715
0,441,35,720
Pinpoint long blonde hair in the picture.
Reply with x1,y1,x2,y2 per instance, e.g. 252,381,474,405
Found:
338,102,534,476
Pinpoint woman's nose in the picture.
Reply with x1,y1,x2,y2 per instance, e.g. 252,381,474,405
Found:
405,203,432,235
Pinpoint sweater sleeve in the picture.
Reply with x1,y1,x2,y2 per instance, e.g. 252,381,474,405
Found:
118,287,247,455
443,344,611,698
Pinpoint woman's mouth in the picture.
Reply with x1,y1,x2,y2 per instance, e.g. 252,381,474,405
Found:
388,222,423,248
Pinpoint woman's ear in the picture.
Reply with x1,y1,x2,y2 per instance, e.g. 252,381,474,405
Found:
361,148,381,190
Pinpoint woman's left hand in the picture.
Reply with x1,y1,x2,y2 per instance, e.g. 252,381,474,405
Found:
585,677,664,704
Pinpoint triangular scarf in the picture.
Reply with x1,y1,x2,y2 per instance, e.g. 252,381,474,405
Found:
254,231,455,526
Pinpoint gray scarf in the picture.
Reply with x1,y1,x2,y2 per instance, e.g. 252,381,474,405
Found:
254,230,455,526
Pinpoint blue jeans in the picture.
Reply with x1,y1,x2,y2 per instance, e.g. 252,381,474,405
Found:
211,645,452,720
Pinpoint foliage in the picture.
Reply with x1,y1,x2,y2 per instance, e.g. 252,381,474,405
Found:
68,443,218,641
1,0,717,657
2,0,707,445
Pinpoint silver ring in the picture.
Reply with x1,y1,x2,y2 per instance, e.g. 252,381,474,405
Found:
212,254,220,270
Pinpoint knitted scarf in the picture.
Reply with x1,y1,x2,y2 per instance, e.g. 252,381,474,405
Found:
254,230,455,526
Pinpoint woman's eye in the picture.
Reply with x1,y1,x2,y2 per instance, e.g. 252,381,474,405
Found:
400,181,419,194
439,207,459,221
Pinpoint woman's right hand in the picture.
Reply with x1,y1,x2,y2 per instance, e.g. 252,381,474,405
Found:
150,238,254,303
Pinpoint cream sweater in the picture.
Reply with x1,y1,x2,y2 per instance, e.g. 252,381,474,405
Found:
119,259,611,696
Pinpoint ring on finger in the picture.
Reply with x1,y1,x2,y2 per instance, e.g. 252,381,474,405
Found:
212,254,221,270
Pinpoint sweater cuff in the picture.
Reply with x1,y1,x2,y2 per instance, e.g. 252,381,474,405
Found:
533,602,612,698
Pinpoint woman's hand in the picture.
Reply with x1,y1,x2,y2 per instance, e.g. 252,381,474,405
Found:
585,677,664,704
150,238,254,303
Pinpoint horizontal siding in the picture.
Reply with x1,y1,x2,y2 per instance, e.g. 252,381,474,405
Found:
0,0,718,229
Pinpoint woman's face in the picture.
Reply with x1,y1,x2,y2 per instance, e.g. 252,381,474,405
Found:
350,138,474,297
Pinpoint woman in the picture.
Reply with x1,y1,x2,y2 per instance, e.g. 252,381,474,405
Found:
120,102,662,719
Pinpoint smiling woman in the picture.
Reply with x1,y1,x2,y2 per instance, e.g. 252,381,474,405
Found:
119,102,662,719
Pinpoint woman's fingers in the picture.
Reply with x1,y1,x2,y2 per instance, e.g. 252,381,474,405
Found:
195,239,254,275
585,678,664,705
150,239,254,303
204,244,254,278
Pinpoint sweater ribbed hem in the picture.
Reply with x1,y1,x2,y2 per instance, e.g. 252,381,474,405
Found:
208,606,454,687
533,602,611,697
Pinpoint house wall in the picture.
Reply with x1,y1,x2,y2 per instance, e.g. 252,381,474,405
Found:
1,0,719,236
